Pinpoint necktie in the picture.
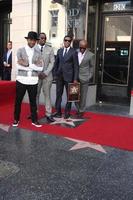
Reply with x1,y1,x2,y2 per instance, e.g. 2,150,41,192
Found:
63,48,67,57
41,46,43,52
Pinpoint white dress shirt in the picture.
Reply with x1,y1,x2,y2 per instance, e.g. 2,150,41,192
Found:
7,49,12,63
38,44,45,52
78,51,86,65
16,45,43,85
63,46,70,56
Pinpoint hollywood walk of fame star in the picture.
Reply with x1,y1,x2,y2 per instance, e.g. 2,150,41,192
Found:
65,137,107,153
70,86,79,94
0,124,10,132
51,117,86,127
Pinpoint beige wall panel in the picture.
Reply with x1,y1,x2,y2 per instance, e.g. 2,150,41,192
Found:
11,0,38,80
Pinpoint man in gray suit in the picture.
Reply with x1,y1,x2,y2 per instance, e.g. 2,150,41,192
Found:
76,40,95,117
36,33,55,122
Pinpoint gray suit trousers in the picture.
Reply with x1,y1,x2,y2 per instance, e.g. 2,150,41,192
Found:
37,79,52,116
75,81,89,113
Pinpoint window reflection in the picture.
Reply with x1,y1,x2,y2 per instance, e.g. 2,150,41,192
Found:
102,16,131,85
67,0,87,39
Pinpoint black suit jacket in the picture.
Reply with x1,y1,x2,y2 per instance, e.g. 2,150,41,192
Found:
3,51,12,68
53,47,79,82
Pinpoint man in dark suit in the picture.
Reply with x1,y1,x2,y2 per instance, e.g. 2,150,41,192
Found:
3,41,12,80
53,35,79,119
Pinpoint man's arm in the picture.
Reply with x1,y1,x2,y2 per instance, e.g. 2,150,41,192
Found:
73,51,79,83
43,48,55,76
89,54,95,80
17,48,29,67
3,52,10,67
29,52,43,71
52,49,60,78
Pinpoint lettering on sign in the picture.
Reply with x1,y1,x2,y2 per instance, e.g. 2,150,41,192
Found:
49,10,59,17
67,8,80,17
113,3,126,11
67,19,80,28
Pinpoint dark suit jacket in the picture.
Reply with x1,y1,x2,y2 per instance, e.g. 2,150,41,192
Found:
3,51,12,68
53,47,79,82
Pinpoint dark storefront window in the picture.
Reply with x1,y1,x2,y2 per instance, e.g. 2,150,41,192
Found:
102,16,132,86
87,4,97,53
87,1,97,84
0,0,12,79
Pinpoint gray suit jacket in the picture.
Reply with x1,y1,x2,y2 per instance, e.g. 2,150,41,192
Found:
37,44,55,81
79,49,95,82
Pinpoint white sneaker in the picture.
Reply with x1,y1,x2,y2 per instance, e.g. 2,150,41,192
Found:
32,121,42,128
12,120,19,127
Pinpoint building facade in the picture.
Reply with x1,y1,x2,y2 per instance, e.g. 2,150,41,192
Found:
1,0,133,109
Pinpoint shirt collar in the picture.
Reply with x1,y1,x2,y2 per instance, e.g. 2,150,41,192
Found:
64,46,70,51
25,44,35,51
79,49,87,56
38,44,45,49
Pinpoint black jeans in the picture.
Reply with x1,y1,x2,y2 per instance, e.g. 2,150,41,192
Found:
14,81,38,122
55,76,71,115
3,68,11,80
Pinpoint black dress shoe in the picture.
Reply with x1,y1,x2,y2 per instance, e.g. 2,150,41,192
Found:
46,116,55,123
32,121,42,127
27,115,31,119
64,113,70,119
76,112,84,118
52,112,62,118
12,120,19,127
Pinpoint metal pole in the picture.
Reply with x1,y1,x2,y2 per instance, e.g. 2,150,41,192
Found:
85,0,89,40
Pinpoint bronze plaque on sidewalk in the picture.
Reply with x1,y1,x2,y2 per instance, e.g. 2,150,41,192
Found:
68,83,80,102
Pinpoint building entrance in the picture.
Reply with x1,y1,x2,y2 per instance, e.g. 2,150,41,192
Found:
97,14,133,105
0,0,12,79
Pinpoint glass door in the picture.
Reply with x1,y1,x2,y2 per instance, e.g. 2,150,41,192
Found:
98,15,133,104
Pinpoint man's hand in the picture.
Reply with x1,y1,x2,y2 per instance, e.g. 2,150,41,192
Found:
73,80,78,84
38,72,47,80
17,59,29,67
34,60,43,67
3,62,8,67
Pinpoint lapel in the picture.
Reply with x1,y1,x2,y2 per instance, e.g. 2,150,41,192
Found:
59,48,64,62
60,48,64,57
5,52,7,61
80,49,89,66
43,45,49,59
8,52,12,62
6,51,12,61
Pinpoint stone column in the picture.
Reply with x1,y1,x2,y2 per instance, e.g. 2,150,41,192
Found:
10,0,38,80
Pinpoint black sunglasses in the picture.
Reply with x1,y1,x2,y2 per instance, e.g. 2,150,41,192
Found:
40,37,46,40
80,47,86,50
64,39,71,42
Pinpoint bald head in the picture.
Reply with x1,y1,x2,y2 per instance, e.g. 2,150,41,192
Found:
79,40,88,54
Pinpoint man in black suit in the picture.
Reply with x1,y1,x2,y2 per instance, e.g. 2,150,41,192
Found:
53,35,79,119
3,41,12,80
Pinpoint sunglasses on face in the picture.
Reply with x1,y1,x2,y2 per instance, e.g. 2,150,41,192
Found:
40,37,46,40
64,39,71,42
80,47,86,50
